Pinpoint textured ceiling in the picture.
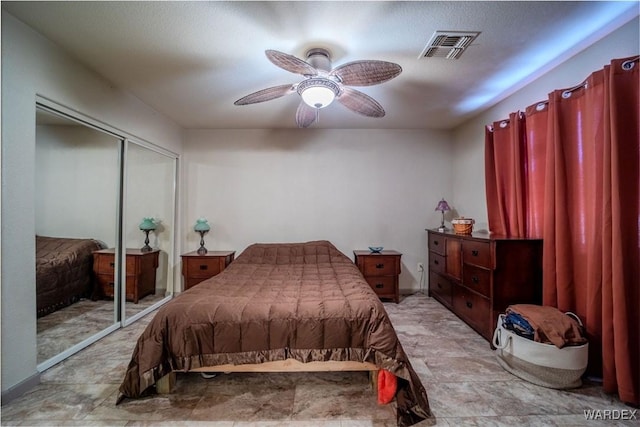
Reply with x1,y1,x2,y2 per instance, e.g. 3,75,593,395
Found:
3,1,638,129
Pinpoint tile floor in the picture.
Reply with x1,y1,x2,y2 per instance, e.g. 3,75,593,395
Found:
2,293,635,426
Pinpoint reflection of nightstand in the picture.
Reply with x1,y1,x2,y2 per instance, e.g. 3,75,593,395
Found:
92,248,160,303
353,250,402,303
181,251,235,290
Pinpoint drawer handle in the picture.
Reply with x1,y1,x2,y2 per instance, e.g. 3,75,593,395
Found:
109,262,115,268
433,240,439,246
375,263,384,269
437,282,442,289
433,259,439,265
466,301,473,309
375,283,384,289
472,276,479,283
108,282,114,287
471,250,479,256
199,265,208,270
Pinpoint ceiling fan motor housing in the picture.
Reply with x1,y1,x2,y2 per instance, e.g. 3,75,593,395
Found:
305,48,332,72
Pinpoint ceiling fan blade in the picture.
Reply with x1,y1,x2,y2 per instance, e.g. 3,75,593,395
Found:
295,101,317,128
266,50,318,77
337,87,386,118
234,84,296,105
330,60,402,86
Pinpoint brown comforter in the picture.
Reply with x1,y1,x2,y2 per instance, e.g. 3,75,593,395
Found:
36,235,106,317
117,241,431,425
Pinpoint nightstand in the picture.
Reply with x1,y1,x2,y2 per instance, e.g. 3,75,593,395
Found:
92,248,160,303
353,250,402,303
181,250,235,290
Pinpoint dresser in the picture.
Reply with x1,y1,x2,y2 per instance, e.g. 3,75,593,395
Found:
353,250,401,303
427,230,542,341
181,250,235,290
93,248,160,303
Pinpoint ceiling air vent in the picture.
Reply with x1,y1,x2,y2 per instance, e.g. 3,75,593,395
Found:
419,31,479,60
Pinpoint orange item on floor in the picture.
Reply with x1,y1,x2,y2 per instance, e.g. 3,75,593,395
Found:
377,369,397,404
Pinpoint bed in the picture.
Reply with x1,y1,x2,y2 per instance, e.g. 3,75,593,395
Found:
36,235,106,317
117,240,431,425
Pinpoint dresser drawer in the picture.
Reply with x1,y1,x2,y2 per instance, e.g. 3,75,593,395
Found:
453,285,491,337
462,240,491,268
361,256,399,277
184,257,223,279
462,264,491,297
364,276,397,296
428,252,446,275
429,271,452,306
428,233,446,256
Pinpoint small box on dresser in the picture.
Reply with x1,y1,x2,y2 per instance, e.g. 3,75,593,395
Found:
427,229,542,341
181,250,235,290
353,250,401,303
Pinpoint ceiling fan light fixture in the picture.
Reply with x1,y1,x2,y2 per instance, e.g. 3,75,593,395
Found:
298,78,339,109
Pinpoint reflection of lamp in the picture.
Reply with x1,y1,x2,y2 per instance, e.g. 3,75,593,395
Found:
139,217,156,252
435,198,451,232
194,218,211,255
297,78,339,109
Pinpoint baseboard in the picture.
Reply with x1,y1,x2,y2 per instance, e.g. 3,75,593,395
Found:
1,372,40,405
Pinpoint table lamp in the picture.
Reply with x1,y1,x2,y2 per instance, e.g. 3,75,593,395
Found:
435,198,450,232
194,218,211,255
139,217,157,252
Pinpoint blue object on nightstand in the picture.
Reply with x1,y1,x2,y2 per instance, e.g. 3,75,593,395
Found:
368,246,383,253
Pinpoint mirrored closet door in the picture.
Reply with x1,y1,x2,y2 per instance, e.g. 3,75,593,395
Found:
123,141,177,324
35,106,121,369
35,100,179,369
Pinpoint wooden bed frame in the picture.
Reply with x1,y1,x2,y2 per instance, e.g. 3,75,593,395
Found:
157,359,379,393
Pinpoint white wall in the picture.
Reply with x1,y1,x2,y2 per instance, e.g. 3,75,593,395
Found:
451,17,640,231
35,124,121,246
1,12,183,394
183,129,452,294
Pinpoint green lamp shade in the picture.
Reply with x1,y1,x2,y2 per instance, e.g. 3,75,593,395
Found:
194,218,211,232
139,217,156,231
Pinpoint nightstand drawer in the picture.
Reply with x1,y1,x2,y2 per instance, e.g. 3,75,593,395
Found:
462,240,491,268
361,256,399,276
184,257,223,278
428,252,446,275
96,274,138,299
94,253,135,275
365,276,397,295
462,264,491,297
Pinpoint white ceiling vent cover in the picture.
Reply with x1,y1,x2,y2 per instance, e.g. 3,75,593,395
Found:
419,31,479,59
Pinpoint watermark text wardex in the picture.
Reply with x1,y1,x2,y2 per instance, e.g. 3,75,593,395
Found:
583,409,637,421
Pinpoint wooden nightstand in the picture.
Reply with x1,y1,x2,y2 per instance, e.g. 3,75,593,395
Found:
92,248,160,303
181,250,235,290
353,250,402,303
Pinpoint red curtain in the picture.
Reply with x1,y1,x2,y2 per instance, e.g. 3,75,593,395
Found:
485,56,639,405
484,112,528,236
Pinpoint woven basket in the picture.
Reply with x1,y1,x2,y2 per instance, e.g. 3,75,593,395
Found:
451,218,474,234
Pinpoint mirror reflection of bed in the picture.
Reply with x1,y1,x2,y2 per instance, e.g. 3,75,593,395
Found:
35,107,121,365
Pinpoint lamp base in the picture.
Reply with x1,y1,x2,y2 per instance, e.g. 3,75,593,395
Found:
197,230,208,255
438,226,446,232
141,230,152,252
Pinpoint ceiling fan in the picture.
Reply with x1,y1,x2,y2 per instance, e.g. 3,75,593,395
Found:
234,48,402,128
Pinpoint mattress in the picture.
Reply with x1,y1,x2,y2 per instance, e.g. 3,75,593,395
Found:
117,240,431,425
